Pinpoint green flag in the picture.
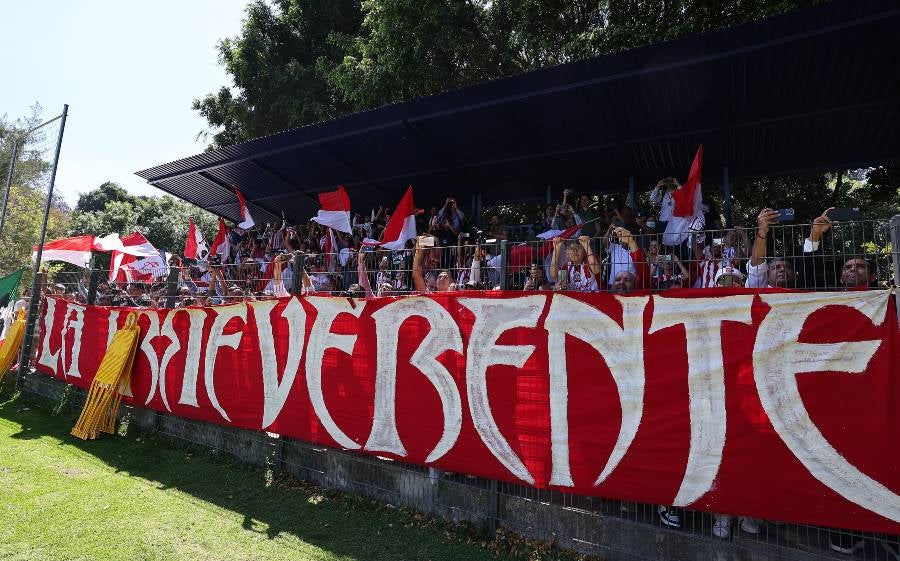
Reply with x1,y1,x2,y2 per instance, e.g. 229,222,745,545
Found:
0,270,23,308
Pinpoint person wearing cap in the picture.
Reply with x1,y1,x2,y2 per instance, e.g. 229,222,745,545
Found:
714,266,744,287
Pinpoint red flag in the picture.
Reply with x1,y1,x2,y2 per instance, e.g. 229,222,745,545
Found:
32,235,96,268
311,186,352,233
508,223,582,271
184,218,209,260
234,186,255,229
673,145,703,218
365,186,418,250
211,217,229,260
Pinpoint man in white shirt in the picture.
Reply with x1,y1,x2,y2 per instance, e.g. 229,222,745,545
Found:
745,208,796,288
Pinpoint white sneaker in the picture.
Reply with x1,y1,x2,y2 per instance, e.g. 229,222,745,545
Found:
713,515,732,539
739,517,761,534
658,505,680,528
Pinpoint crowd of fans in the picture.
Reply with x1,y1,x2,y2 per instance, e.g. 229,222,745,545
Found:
39,176,890,310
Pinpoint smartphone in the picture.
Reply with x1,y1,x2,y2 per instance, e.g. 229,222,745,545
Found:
712,238,724,246
557,269,568,285
658,254,673,262
418,236,435,247
827,207,861,221
774,208,795,222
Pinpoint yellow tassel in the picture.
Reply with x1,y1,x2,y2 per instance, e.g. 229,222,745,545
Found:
0,309,27,384
71,312,140,440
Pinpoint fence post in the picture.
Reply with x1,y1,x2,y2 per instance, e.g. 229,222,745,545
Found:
723,165,732,228
0,140,19,238
499,240,509,290
291,252,306,295
86,253,102,306
488,479,499,535
164,266,179,309
890,215,900,321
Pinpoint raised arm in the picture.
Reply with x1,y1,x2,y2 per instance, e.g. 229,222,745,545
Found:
357,250,375,299
750,209,780,266
411,240,427,293
580,235,601,276
549,237,564,282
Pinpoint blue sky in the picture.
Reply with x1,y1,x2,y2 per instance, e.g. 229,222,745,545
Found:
2,0,249,205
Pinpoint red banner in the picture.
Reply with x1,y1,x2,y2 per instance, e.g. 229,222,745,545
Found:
34,291,900,533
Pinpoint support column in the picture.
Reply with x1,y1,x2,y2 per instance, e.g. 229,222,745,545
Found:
723,166,732,228
627,177,636,209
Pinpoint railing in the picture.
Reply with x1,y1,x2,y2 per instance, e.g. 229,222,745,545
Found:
32,218,899,308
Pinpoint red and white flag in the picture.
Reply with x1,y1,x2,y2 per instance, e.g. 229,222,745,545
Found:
109,232,160,281
184,218,209,260
662,145,704,246
506,223,582,271
673,145,703,220
365,186,418,250
311,186,352,234
35,233,158,269
117,252,169,283
234,186,255,229
211,217,230,261
33,235,96,268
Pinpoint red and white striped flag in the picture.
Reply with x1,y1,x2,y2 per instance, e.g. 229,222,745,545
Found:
364,186,418,250
311,186,352,234
184,218,209,260
233,186,255,229
33,235,96,268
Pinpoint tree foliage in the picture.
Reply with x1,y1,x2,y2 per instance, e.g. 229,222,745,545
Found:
192,0,363,147
0,110,71,289
194,0,897,225
68,185,219,254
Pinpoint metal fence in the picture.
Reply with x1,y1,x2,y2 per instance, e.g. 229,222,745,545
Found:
9,214,900,561
36,218,900,306
0,106,69,386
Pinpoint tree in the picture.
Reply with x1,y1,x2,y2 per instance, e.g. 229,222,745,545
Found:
68,183,219,255
74,181,132,213
192,0,363,147
0,110,72,290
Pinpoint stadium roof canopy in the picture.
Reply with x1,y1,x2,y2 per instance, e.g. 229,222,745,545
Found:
136,0,900,225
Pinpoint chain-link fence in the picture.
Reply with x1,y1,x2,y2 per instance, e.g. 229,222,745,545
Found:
30,217,900,307
0,106,68,387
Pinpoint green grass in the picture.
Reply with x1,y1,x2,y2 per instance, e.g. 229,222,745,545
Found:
0,388,562,561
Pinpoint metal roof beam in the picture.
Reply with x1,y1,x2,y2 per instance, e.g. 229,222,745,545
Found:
198,171,281,222
401,120,477,192
316,143,390,200
245,158,320,207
